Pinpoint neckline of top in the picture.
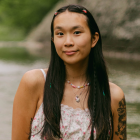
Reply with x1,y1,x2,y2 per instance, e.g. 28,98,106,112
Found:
39,103,89,112
61,103,89,112
32,103,90,121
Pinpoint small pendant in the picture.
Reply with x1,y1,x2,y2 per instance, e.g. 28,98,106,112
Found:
75,96,80,103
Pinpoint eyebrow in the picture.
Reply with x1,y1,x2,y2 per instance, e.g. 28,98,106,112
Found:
54,25,84,31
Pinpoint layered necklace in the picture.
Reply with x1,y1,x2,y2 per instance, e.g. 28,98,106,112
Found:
67,80,90,103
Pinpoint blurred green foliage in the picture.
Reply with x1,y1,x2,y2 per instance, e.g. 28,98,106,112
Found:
0,47,45,63
0,0,60,40
0,24,25,41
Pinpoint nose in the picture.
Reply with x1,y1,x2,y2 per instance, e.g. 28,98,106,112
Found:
64,34,74,47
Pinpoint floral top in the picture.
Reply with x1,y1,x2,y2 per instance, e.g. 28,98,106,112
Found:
30,69,111,140
30,103,95,140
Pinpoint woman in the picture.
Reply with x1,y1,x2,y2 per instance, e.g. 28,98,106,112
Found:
12,4,126,140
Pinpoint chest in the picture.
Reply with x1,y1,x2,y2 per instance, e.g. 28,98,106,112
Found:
61,84,89,110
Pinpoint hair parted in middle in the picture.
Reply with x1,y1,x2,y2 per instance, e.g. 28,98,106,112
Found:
40,4,113,140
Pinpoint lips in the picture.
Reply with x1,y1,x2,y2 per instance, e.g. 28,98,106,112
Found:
64,51,78,55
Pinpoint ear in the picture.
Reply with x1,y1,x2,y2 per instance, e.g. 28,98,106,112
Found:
91,32,99,48
51,37,54,42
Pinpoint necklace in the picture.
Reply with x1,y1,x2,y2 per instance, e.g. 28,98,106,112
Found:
67,80,90,89
66,79,90,103
73,87,85,103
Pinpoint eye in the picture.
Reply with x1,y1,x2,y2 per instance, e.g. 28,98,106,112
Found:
57,32,64,36
74,31,81,35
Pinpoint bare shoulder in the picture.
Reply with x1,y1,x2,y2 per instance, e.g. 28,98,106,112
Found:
22,68,48,88
23,68,48,87
109,82,124,100
109,82,125,113
14,69,47,107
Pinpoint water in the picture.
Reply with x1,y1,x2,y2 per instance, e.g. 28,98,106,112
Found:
0,58,140,140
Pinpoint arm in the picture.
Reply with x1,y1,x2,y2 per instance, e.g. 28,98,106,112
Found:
110,83,126,140
12,69,44,140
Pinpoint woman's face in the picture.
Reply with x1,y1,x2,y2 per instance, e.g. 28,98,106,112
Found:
53,11,99,65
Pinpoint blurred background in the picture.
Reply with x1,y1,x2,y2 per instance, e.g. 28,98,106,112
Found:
0,0,140,139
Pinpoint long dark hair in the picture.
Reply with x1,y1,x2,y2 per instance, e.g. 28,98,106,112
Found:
41,4,113,140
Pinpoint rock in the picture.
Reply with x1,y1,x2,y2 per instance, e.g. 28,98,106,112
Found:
26,0,140,54
81,0,140,40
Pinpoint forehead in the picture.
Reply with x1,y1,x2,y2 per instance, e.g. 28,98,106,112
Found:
53,11,88,29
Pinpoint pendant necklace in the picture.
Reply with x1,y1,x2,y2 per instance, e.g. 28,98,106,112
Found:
67,80,90,103
74,88,85,103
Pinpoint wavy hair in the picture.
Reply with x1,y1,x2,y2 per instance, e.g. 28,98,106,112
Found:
41,4,113,140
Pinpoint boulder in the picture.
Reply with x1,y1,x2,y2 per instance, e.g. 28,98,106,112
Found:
26,0,140,55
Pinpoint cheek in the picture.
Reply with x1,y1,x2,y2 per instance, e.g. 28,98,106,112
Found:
76,35,92,50
54,39,63,52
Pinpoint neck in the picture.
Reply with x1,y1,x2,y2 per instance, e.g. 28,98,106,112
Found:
65,57,89,85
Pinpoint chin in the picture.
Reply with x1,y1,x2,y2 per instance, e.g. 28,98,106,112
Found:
64,60,78,65
63,58,85,65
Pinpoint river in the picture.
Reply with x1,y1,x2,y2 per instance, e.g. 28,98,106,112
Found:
0,58,139,140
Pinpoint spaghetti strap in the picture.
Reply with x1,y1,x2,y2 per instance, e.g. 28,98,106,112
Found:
40,69,46,80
